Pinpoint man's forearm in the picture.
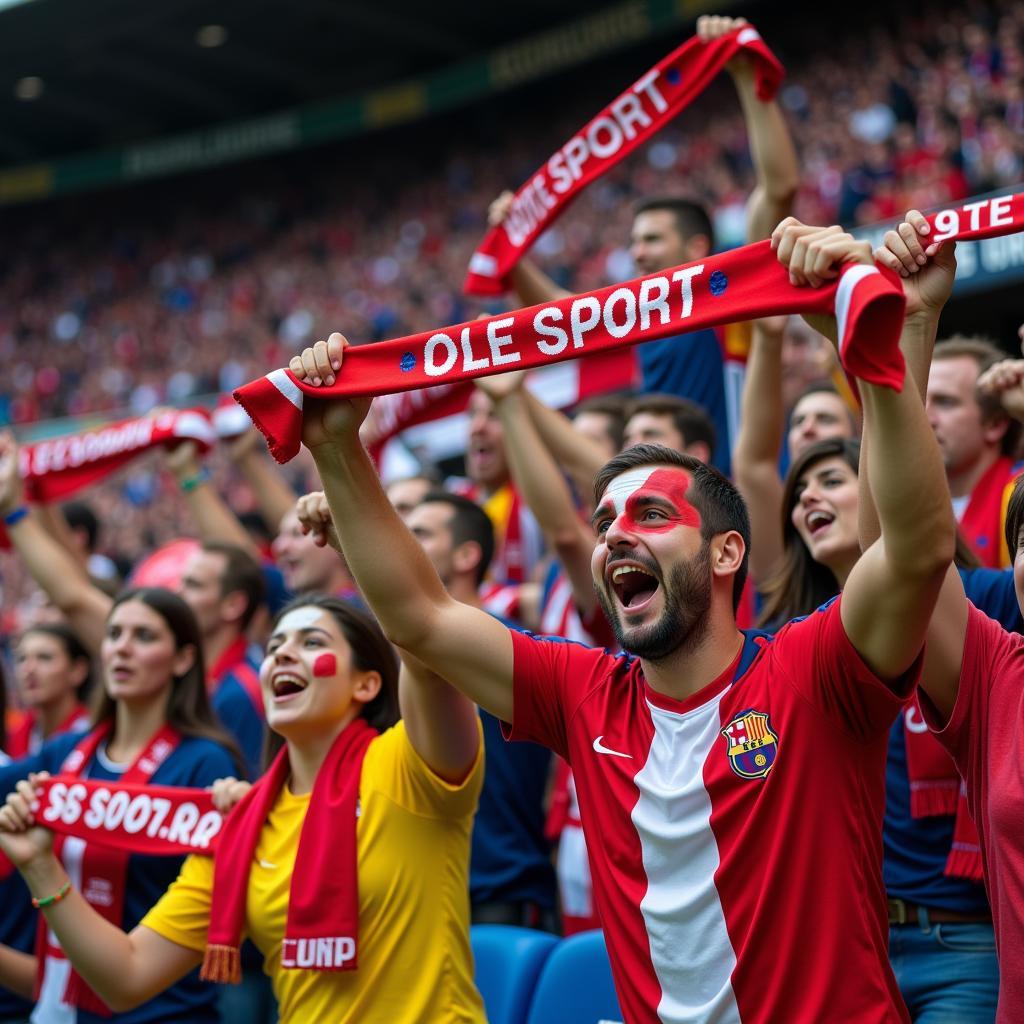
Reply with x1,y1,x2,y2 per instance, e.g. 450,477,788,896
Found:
233,449,298,533
508,257,570,307
496,393,596,611
522,390,608,501
733,68,799,241
311,438,451,650
861,376,953,573
733,324,787,581
859,313,939,550
8,513,110,653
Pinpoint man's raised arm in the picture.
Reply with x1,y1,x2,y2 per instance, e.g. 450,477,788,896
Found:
292,334,515,722
699,15,800,244
773,222,955,682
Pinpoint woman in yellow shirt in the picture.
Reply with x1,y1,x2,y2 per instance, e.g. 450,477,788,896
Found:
0,596,486,1024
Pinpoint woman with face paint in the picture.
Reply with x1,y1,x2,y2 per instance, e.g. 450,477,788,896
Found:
0,588,240,1024
0,595,485,1024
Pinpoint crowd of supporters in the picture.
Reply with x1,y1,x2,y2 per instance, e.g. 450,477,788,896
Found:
0,2,1022,1023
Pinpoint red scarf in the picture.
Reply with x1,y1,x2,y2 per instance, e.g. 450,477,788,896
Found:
359,347,635,460
201,717,377,983
36,721,181,1017
33,777,222,856
959,455,1021,569
902,703,983,881
19,408,215,504
237,243,903,462
0,408,215,549
463,25,784,295
236,191,1024,465
5,703,89,760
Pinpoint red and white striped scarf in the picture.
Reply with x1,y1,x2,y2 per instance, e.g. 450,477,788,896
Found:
463,24,784,295
235,191,1024,465
19,407,215,504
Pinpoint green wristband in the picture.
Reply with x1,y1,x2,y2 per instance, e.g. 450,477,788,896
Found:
179,468,211,493
32,880,72,909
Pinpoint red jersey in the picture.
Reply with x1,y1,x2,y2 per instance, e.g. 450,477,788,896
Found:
506,596,913,1024
921,604,1024,1024
959,455,1023,568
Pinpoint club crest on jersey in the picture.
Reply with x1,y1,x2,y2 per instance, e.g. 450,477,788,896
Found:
721,709,778,780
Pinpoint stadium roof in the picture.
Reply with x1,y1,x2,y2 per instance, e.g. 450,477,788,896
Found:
0,0,630,163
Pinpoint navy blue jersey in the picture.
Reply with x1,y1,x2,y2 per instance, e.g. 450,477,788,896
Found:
211,659,265,782
637,327,730,475
0,731,234,1024
470,616,556,910
882,567,1021,910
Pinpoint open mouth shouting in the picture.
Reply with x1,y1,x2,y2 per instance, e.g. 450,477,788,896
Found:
271,671,308,703
608,560,661,613
805,509,835,537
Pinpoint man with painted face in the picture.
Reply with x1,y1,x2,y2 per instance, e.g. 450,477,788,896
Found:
288,221,954,1023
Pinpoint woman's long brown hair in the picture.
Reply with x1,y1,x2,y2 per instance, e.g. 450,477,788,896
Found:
93,587,244,775
262,596,400,768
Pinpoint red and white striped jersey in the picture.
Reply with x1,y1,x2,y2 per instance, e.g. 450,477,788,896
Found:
505,596,913,1024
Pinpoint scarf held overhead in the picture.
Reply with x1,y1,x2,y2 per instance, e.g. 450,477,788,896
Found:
201,716,377,983
236,190,1024,465
19,407,215,505
463,24,784,296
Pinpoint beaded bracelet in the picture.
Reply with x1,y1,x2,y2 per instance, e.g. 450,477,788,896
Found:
2,506,28,528
32,880,72,909
179,468,211,493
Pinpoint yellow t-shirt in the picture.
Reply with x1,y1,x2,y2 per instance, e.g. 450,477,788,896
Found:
142,721,486,1024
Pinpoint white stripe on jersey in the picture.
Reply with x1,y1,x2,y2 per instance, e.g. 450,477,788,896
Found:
631,697,740,1023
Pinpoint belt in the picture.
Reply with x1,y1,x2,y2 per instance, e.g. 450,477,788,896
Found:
887,898,991,926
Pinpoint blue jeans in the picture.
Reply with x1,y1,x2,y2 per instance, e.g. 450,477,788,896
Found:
889,916,999,1024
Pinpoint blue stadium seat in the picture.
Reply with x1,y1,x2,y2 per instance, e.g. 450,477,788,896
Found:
471,925,559,1024
525,930,623,1024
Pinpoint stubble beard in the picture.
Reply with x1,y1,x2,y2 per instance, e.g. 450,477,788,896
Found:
597,540,713,661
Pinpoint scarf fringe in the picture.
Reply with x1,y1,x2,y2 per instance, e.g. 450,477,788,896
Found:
201,944,242,984
945,844,985,883
909,782,959,818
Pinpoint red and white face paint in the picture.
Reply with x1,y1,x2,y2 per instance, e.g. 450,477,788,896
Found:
312,653,337,678
596,467,701,536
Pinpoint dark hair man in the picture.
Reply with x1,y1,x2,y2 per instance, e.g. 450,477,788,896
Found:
927,336,1023,567
285,219,953,1022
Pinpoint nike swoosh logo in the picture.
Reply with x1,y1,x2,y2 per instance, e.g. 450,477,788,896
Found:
258,859,278,870
592,735,632,759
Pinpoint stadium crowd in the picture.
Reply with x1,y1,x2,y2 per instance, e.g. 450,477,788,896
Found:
0,2,1022,1023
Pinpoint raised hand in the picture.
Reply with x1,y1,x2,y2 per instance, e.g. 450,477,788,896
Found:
164,438,201,480
473,368,527,403
295,490,341,552
771,219,872,288
697,15,751,73
210,776,252,815
488,191,514,228
979,359,1024,423
0,773,55,868
289,334,372,451
873,210,957,320
0,430,25,516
